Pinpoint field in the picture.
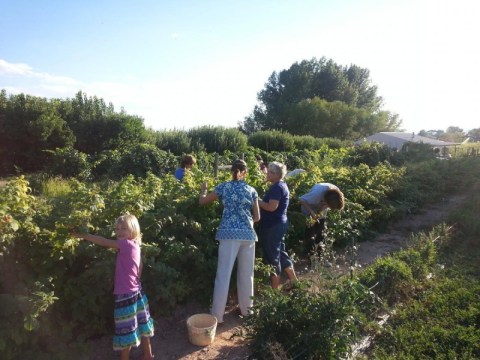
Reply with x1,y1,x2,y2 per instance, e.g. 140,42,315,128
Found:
1,151,479,359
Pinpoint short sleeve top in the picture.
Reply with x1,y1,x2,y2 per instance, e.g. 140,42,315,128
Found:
214,180,258,241
260,181,289,228
299,183,338,218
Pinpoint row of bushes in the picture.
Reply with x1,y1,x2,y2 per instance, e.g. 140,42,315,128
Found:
42,140,442,183
246,210,480,359
244,224,449,358
1,151,479,358
242,160,480,359
367,192,480,358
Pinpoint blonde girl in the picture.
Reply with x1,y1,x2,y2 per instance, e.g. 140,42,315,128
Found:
73,215,154,360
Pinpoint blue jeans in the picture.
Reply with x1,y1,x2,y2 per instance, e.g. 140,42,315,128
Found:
259,222,293,275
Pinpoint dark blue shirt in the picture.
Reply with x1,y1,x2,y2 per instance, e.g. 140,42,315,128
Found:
260,181,289,228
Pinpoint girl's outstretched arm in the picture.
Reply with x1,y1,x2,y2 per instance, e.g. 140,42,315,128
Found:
72,233,119,249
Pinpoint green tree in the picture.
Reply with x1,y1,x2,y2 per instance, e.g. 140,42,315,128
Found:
285,98,400,139
467,127,480,139
58,91,152,154
440,126,465,142
0,91,75,174
240,57,399,138
418,129,445,139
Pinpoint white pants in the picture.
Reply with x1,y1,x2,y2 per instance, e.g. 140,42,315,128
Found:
211,240,255,323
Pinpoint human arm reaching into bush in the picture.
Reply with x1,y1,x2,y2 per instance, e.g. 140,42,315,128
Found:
71,232,120,249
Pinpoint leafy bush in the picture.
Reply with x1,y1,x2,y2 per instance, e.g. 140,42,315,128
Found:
244,279,379,359
91,145,177,180
347,142,398,167
154,129,192,154
371,278,480,359
45,147,92,180
1,145,479,359
248,130,295,152
116,144,176,178
188,125,248,153
358,257,413,305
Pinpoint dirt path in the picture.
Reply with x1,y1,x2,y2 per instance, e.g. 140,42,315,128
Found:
354,194,465,267
87,194,466,360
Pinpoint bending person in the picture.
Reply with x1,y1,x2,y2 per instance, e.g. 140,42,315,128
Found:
299,183,345,252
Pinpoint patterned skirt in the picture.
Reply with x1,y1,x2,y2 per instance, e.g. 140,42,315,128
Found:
113,289,154,351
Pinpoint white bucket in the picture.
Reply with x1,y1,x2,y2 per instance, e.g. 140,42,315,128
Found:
186,313,218,346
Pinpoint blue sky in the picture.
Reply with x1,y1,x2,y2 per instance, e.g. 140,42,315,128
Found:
1,0,479,133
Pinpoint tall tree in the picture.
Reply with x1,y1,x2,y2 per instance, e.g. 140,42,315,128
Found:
440,126,465,143
0,91,74,174
58,91,151,154
240,57,400,139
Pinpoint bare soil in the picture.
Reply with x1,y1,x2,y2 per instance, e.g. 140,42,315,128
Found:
86,194,466,360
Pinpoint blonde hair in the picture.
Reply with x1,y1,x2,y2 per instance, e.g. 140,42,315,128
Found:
115,214,142,243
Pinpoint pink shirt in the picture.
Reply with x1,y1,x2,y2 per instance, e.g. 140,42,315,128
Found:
114,239,141,295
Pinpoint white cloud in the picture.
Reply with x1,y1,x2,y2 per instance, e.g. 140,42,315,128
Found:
0,58,83,99
0,59,34,76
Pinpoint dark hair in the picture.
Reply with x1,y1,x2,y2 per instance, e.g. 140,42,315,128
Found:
325,188,345,210
180,154,196,168
231,159,247,180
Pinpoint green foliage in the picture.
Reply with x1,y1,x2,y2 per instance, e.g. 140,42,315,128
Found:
116,144,171,178
367,188,480,359
244,279,380,359
286,97,392,140
0,92,75,175
90,146,177,180
450,196,480,238
248,130,295,152
241,57,401,138
1,143,479,359
401,142,438,162
0,176,39,252
188,125,248,153
371,278,480,359
154,129,192,154
359,257,414,305
37,176,73,198
45,147,92,180
61,92,152,154
347,142,400,167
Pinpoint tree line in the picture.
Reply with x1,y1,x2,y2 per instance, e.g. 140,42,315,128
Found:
1,56,477,177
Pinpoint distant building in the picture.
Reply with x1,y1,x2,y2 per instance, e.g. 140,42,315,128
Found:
357,132,459,150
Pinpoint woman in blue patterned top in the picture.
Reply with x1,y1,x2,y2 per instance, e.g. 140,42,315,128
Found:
199,159,260,323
